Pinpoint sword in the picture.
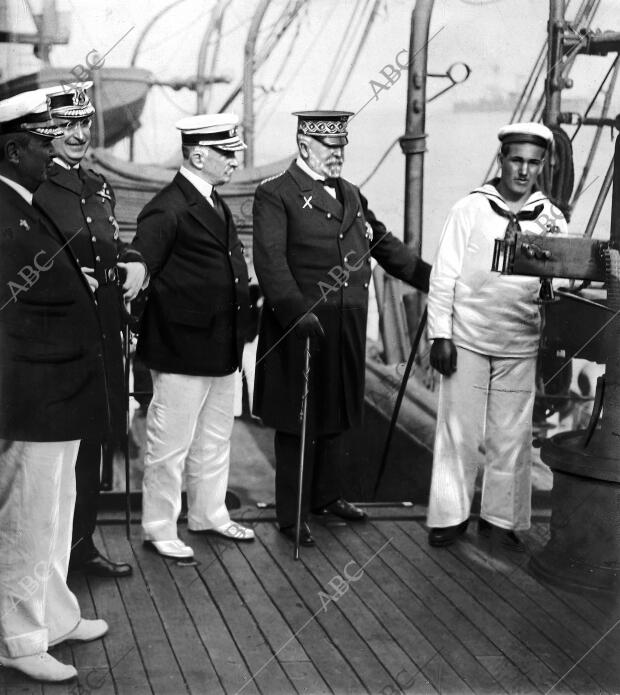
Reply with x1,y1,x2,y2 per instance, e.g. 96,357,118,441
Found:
294,337,311,561
123,302,132,540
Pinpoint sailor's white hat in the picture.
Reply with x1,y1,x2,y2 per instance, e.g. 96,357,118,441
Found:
0,88,63,138
498,122,553,149
175,113,246,151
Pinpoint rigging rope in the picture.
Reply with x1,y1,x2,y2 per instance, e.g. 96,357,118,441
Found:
330,0,382,109
540,125,575,219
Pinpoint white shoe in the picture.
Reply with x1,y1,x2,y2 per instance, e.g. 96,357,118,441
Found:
147,539,194,558
49,618,108,647
0,652,77,682
211,521,255,542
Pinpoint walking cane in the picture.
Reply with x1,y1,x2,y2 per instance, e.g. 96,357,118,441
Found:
294,337,311,561
123,303,132,540
373,307,428,498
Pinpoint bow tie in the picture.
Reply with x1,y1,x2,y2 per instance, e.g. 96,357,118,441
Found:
487,198,543,241
321,177,339,188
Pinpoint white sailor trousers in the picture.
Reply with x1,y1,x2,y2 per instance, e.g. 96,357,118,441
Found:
427,346,536,531
142,370,236,541
0,439,81,658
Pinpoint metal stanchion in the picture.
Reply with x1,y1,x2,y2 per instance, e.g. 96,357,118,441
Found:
373,307,428,498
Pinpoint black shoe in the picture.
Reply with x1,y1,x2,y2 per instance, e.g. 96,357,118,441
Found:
428,520,469,547
279,523,315,547
313,498,367,521
73,553,133,578
478,518,526,552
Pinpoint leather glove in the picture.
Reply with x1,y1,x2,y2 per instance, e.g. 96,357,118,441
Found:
430,338,457,376
294,312,325,340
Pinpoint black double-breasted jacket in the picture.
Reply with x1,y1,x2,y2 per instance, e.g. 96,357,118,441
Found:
252,160,430,435
34,161,145,445
0,180,108,441
131,173,250,376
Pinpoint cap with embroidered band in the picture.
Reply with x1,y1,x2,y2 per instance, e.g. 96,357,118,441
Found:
0,88,63,138
497,122,553,149
43,82,95,120
293,110,353,146
175,113,246,151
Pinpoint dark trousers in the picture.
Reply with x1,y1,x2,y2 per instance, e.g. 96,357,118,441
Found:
70,437,103,566
274,430,344,528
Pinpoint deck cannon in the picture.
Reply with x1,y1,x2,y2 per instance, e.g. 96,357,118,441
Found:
491,136,620,597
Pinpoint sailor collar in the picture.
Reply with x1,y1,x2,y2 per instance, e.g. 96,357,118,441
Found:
472,182,548,213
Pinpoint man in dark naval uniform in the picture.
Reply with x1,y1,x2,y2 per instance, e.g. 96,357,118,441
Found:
132,114,253,559
252,110,431,546
0,89,110,682
34,83,147,578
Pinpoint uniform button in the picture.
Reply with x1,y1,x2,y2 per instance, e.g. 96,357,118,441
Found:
235,277,239,284
95,255,101,262
357,211,361,217
338,233,344,239
91,235,96,242
364,282,369,289
344,282,348,287
326,212,332,219
86,216,92,223
101,333,106,339
237,304,241,311
229,250,232,256
81,198,86,204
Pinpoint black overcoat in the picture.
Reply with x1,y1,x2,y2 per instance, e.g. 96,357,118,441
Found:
0,181,108,441
252,161,430,435
34,162,144,445
131,173,250,376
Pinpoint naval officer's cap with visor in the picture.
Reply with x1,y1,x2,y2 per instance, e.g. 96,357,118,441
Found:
293,110,354,146
0,88,64,138
175,113,247,153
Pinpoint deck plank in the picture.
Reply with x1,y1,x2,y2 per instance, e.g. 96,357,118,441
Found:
101,526,187,695
237,529,367,695
400,520,607,695
4,517,619,695
374,520,565,693
271,525,441,695
313,523,473,694
198,536,331,695
326,520,505,694
130,536,225,695
63,570,115,695
259,523,408,695
183,531,295,695
350,520,534,694
449,527,619,692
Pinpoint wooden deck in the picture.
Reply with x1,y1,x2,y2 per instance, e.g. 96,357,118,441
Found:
1,511,619,695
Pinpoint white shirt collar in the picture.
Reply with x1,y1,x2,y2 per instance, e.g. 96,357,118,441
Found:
0,174,33,205
296,156,325,182
179,165,214,201
53,156,79,171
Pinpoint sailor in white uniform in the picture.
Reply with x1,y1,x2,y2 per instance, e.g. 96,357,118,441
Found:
426,122,568,550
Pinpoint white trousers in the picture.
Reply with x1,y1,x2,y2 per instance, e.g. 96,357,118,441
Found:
427,346,536,531
0,440,81,658
142,371,236,540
